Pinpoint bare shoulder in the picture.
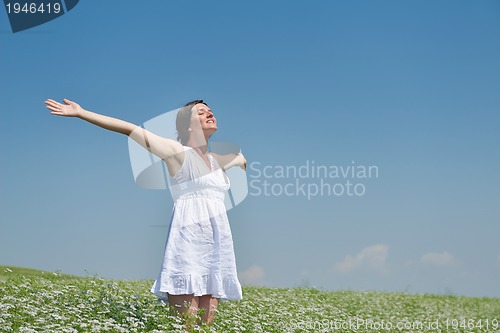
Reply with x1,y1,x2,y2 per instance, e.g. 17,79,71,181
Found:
160,139,185,177
128,127,185,176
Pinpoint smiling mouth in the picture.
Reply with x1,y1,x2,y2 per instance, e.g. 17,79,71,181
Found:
206,119,215,124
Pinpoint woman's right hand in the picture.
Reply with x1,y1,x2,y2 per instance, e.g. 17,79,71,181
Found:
45,98,84,117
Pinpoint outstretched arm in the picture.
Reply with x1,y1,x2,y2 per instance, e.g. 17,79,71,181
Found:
45,98,184,170
46,98,136,134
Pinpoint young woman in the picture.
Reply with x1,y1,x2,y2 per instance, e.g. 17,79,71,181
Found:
45,98,246,324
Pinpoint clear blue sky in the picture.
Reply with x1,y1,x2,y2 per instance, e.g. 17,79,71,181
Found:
1,0,499,298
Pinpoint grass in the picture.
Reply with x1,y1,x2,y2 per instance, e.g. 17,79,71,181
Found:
0,265,499,332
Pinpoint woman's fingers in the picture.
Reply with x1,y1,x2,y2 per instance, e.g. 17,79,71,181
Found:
46,104,62,114
46,105,58,112
45,99,61,109
45,98,59,105
45,99,65,115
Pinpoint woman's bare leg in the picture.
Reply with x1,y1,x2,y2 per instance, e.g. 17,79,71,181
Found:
167,293,199,318
198,295,220,324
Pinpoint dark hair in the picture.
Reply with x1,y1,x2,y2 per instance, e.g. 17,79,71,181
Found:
176,100,208,145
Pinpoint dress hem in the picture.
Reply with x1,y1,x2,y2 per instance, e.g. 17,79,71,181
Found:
150,273,243,301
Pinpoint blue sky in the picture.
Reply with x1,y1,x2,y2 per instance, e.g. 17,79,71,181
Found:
1,0,499,298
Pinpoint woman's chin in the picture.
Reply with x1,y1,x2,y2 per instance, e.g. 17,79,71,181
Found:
205,127,218,136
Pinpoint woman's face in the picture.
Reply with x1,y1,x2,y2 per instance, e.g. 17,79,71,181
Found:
191,103,217,135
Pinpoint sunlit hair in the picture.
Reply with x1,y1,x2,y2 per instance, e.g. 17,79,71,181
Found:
176,100,208,145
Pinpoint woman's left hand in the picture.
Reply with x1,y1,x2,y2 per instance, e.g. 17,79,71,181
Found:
237,153,247,171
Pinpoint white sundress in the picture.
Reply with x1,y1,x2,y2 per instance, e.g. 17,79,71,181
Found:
150,146,242,301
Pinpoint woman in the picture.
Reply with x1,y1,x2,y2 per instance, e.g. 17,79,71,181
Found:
45,98,246,324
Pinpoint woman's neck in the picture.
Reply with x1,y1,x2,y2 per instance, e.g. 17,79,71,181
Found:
193,145,208,154
186,133,211,154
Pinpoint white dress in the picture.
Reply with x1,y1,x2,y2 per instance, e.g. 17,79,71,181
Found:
150,146,242,301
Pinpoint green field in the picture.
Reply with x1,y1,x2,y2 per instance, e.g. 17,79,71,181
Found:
1,265,499,332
